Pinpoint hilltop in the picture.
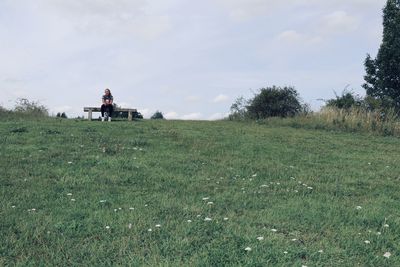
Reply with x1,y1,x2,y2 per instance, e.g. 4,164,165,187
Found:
1,118,399,266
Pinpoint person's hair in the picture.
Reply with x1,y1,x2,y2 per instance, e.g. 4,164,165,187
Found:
105,88,112,96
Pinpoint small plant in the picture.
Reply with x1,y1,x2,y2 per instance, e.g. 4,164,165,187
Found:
151,111,164,120
56,112,68,118
325,89,363,110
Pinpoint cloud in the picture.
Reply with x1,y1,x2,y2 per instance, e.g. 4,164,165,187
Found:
208,112,228,120
138,108,151,118
118,102,131,108
277,30,322,45
53,105,73,113
37,0,172,40
212,94,229,103
319,11,359,34
185,95,201,102
181,112,202,120
165,111,179,119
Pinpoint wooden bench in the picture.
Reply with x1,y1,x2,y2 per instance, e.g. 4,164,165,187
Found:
83,107,137,121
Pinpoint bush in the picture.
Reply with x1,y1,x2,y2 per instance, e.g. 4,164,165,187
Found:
229,96,250,121
14,98,48,117
325,90,363,110
151,111,164,120
247,86,302,119
56,112,68,118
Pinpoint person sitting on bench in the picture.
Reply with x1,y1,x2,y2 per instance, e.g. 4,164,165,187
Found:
101,88,114,121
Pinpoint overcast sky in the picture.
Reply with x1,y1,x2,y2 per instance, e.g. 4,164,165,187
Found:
0,0,386,119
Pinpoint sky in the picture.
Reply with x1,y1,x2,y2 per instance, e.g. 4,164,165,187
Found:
0,0,386,119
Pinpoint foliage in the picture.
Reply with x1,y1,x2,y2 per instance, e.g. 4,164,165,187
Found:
246,86,302,119
325,89,363,110
229,96,249,120
151,111,164,120
363,0,400,110
56,112,68,118
261,107,400,137
13,98,48,116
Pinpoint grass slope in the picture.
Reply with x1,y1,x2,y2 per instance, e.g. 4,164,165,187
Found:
1,118,399,266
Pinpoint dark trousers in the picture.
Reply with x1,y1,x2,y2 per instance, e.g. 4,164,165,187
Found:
101,104,114,117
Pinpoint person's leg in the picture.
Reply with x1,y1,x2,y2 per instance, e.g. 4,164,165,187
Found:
101,104,105,117
108,104,114,117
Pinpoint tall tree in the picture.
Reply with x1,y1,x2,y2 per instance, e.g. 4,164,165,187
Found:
363,0,400,109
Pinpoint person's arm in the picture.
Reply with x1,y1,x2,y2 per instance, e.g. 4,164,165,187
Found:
109,96,113,105
102,96,106,105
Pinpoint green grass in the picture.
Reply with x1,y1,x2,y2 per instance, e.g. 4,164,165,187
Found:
1,118,399,266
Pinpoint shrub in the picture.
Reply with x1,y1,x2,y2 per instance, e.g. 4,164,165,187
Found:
229,96,250,121
14,98,48,117
247,86,302,119
56,112,68,118
325,90,363,110
151,111,164,120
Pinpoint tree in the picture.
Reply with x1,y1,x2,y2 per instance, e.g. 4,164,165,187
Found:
363,0,400,110
151,111,164,119
229,96,249,120
247,86,302,119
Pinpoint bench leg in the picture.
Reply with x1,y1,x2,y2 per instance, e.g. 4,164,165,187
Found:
128,111,132,121
88,110,92,121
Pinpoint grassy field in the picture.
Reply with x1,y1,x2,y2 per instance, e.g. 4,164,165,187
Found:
1,117,399,266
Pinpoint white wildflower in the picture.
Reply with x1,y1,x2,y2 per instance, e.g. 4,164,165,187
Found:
307,187,313,190
128,223,132,229
383,252,391,258
252,174,257,177
70,199,75,201
100,200,106,203
67,193,72,196
207,202,214,205
223,217,229,221
129,207,134,210
257,236,264,241
148,228,152,232
284,251,288,254
202,197,210,201
105,226,110,229
204,217,212,221
271,229,277,232
187,220,192,223
384,224,389,228
155,224,161,228
364,240,370,244
356,206,362,210
244,247,252,251
318,250,323,253
291,238,297,241
11,205,16,208
68,162,72,164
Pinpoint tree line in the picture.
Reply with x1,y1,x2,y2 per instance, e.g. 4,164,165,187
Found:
230,0,400,120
